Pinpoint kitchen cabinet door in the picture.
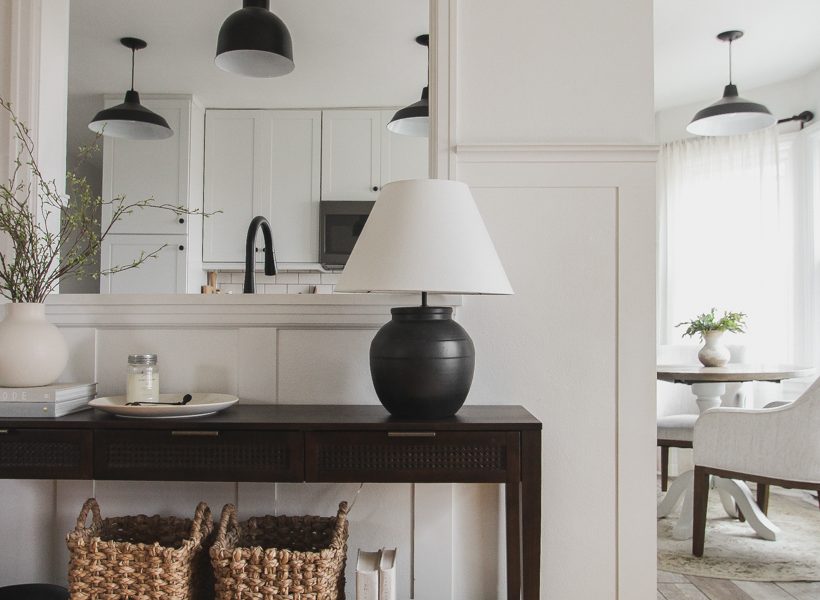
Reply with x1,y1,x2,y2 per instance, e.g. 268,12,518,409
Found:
101,97,192,235
203,110,265,264
262,111,321,263
100,234,188,294
203,110,321,265
320,110,381,200
380,110,429,185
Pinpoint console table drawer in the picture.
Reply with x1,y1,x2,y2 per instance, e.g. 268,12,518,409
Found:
306,431,515,483
94,430,303,481
0,428,92,479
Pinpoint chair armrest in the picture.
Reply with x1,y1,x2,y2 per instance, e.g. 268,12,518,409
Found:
693,405,820,484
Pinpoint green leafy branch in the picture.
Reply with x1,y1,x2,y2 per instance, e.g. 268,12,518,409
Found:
676,307,746,339
0,97,212,302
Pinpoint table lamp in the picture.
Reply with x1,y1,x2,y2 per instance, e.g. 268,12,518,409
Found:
335,178,513,418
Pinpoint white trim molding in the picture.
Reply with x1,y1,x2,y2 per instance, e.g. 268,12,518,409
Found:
41,294,462,328
456,144,659,164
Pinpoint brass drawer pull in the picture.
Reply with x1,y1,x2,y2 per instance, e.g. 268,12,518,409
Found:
387,432,436,438
171,431,219,437
0,429,8,434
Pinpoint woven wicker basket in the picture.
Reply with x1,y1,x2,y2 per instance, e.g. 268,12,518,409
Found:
210,501,349,600
66,498,214,600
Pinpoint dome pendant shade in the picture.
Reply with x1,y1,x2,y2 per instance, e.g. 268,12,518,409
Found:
387,86,429,136
88,90,173,140
687,30,775,137
215,0,294,78
686,84,775,136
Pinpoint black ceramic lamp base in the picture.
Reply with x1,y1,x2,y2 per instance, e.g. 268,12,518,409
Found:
369,306,475,419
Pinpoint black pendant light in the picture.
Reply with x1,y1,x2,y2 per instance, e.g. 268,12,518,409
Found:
387,35,429,137
687,30,775,137
88,38,173,141
215,0,294,78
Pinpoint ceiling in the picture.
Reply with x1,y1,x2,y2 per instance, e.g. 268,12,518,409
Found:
68,0,429,109
68,1,820,126
654,0,820,110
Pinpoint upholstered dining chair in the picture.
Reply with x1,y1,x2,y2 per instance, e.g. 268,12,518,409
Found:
691,376,820,556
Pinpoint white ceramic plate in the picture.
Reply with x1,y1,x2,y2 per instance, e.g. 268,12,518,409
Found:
89,393,239,419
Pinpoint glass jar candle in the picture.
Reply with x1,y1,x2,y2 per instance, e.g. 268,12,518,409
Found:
126,354,159,404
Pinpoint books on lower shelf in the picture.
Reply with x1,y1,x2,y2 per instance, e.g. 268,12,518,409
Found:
356,547,396,600
0,382,96,417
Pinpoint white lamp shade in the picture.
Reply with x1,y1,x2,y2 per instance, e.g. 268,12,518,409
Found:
335,179,513,295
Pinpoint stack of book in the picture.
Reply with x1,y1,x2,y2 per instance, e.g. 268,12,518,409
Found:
0,382,97,417
356,547,396,600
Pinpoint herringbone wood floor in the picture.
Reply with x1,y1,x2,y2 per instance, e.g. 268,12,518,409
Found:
658,571,820,599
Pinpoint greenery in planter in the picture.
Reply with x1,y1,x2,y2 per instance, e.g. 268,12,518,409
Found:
0,98,202,302
676,307,746,339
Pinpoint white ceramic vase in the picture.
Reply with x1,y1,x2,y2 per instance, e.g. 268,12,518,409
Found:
0,303,68,386
698,330,731,367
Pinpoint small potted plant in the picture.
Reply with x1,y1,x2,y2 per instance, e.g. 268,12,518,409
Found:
0,98,200,387
676,307,746,367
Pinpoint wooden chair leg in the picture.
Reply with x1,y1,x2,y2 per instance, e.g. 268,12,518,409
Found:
661,446,670,491
692,466,710,557
756,483,770,515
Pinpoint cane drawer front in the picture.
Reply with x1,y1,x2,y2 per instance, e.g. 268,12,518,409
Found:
0,428,92,479
94,430,304,481
306,430,515,483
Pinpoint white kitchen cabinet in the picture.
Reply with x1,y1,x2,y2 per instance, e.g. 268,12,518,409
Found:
203,109,321,265
321,109,428,201
320,110,382,201
100,95,205,293
100,235,188,294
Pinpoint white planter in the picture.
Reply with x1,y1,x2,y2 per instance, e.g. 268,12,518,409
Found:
698,330,731,367
0,303,68,387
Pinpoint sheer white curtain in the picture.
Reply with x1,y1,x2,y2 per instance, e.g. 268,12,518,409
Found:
657,128,797,364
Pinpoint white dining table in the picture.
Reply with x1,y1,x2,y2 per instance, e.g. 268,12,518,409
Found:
656,364,815,541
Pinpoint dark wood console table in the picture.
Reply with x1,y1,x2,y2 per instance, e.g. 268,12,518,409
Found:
0,404,541,600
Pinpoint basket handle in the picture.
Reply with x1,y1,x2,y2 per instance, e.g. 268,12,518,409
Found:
75,498,102,530
190,501,212,540
332,501,349,539
216,503,239,544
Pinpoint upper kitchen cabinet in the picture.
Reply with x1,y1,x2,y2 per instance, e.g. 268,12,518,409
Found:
203,109,321,265
321,109,429,201
100,95,205,293
101,95,204,235
321,110,381,201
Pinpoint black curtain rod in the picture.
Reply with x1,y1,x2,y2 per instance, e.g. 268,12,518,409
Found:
777,110,814,129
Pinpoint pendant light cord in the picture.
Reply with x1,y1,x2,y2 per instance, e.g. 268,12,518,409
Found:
728,40,733,85
130,47,136,91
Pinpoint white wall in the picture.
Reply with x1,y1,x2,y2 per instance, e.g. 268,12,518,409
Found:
449,1,657,598
656,66,820,143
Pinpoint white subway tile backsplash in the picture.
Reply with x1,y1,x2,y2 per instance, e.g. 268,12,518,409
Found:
262,284,288,294
274,273,300,284
213,271,333,294
220,283,243,294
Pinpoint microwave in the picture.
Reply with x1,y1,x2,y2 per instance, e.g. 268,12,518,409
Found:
320,201,375,269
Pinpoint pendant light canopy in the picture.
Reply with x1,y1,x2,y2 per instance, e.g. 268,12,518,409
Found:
88,38,173,141
687,30,775,137
387,35,429,137
215,0,294,78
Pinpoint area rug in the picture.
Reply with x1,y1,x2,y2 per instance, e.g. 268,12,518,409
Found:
657,481,820,581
